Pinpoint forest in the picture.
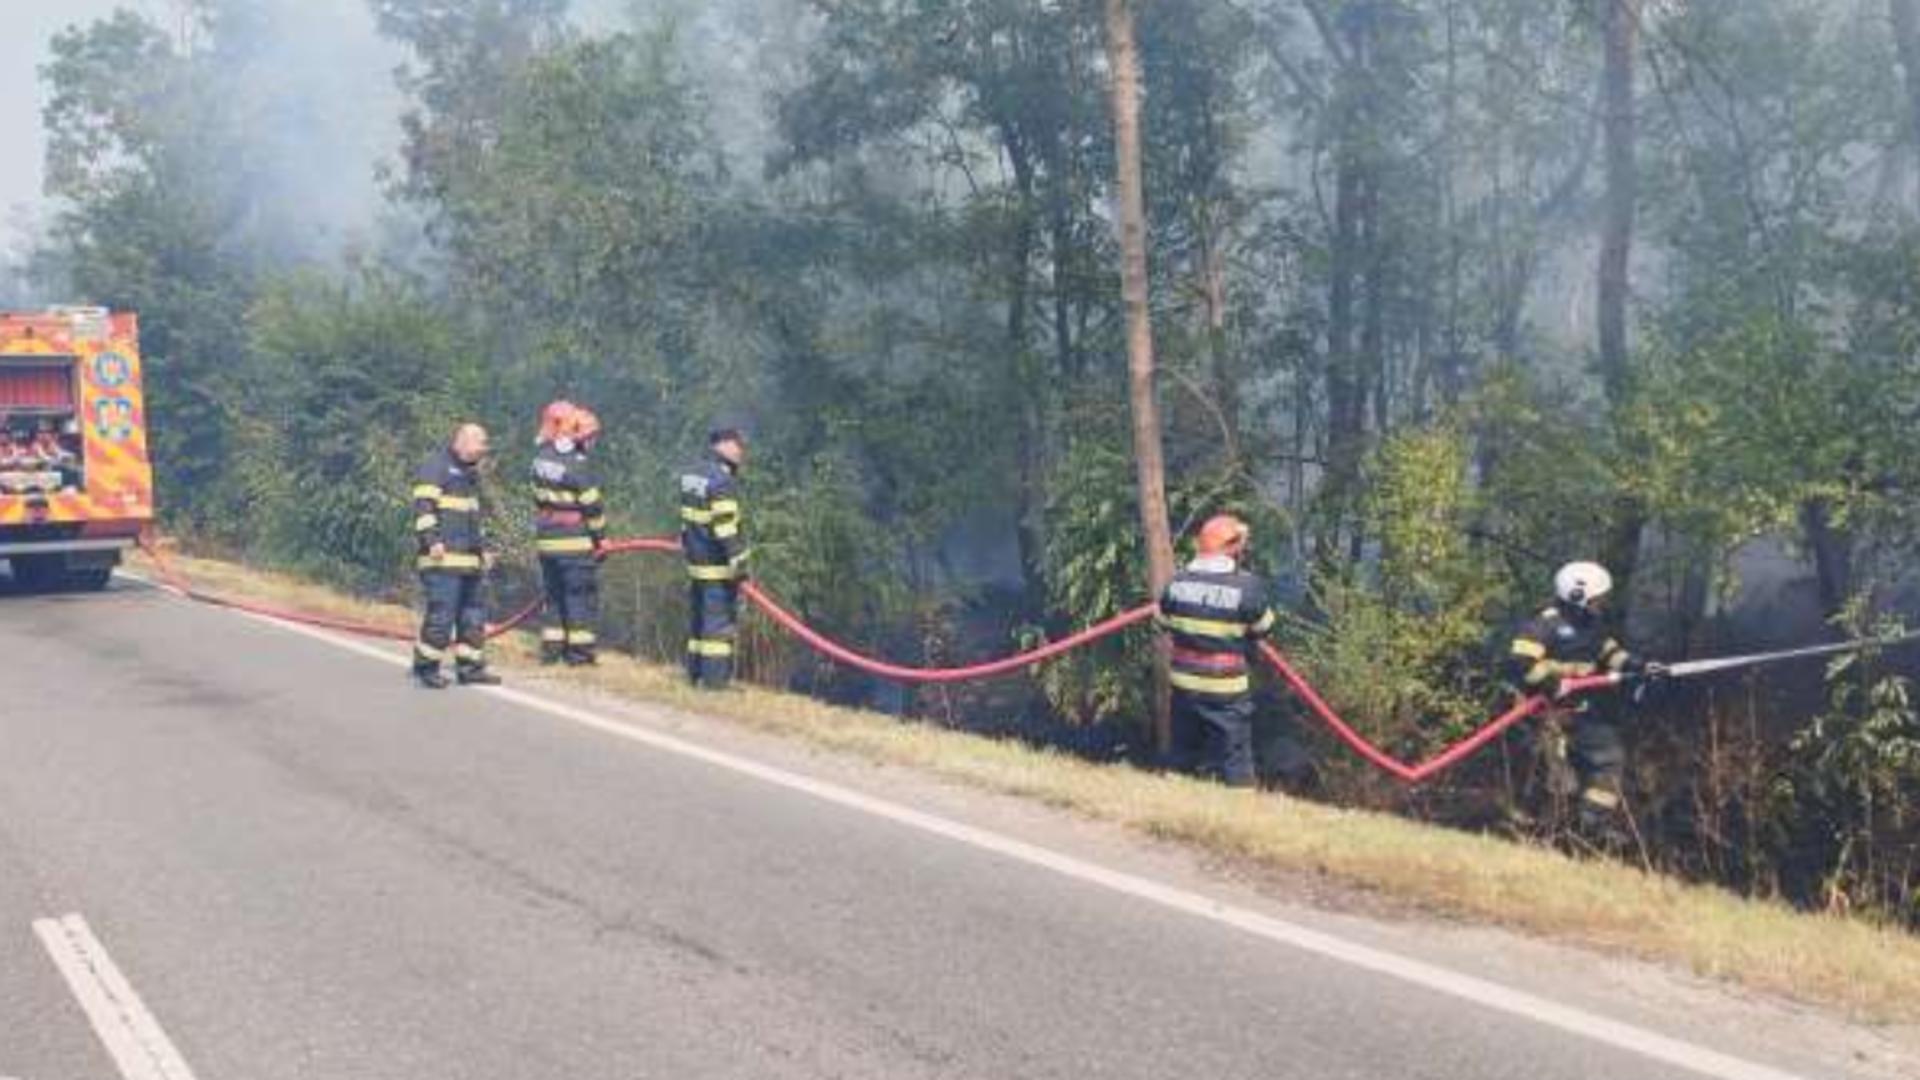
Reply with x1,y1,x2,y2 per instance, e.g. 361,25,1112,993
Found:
10,0,1920,925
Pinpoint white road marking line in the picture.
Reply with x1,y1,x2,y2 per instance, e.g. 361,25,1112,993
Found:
200,596,1809,1080
32,914,198,1080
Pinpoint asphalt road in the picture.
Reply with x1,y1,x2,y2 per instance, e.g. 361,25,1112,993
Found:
0,579,1894,1080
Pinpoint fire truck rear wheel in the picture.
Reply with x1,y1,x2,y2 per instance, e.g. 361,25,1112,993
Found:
9,555,63,592
65,567,112,591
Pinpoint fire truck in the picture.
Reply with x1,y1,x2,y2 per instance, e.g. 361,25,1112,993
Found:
0,307,153,590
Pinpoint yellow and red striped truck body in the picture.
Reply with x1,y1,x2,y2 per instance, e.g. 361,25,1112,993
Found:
0,308,153,588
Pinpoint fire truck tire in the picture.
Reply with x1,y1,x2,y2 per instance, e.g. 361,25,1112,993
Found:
9,555,62,591
66,567,112,591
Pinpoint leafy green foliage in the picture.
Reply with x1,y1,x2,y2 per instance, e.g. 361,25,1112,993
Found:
1769,603,1920,920
26,0,1920,922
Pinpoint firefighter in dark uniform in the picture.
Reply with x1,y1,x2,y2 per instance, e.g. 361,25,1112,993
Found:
531,401,608,665
1156,515,1281,787
680,428,749,689
1507,561,1665,839
411,423,501,689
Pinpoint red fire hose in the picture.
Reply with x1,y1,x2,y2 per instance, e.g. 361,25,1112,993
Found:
139,530,1593,785
137,532,543,642
602,536,1162,683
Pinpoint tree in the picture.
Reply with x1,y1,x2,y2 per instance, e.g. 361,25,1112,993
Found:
1893,0,1920,218
1595,0,1646,612
1103,0,1176,749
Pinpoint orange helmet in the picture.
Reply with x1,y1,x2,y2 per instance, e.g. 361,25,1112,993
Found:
564,406,601,445
1195,514,1251,558
538,400,578,445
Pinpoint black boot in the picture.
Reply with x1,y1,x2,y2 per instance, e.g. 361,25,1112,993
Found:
540,642,565,665
564,648,597,667
413,666,451,690
457,664,503,686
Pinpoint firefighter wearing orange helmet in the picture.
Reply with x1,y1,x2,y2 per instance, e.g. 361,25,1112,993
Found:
1155,514,1281,787
531,400,609,665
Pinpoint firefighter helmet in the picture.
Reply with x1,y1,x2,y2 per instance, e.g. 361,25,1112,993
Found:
1554,561,1614,610
538,400,578,446
564,406,601,445
1195,514,1251,558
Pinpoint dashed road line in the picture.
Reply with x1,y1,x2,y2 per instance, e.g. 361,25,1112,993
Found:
33,913,197,1080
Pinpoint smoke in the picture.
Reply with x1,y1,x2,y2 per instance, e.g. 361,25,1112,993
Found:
3,0,406,270
218,0,407,258
574,0,817,177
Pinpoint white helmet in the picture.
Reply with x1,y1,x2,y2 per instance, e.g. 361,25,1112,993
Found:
1554,561,1614,610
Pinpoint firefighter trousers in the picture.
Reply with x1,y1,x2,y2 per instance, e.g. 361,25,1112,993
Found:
1173,689,1257,788
686,580,738,689
1569,714,1626,825
539,556,599,662
417,570,488,673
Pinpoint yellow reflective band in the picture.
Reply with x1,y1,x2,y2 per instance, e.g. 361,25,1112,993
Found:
540,628,566,642
419,552,484,570
414,513,439,532
412,484,443,501
567,630,597,645
534,487,578,505
681,506,715,523
1511,638,1548,660
436,495,479,512
688,564,737,581
710,498,740,516
578,488,602,505
1170,671,1251,695
687,639,735,657
1524,660,1555,686
536,536,596,554
1163,615,1247,639
1602,640,1631,671
1249,609,1277,635
453,643,485,661
712,521,740,540
1581,787,1622,810
414,641,446,661
729,550,751,566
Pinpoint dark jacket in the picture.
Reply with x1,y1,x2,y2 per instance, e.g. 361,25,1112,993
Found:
412,447,486,574
531,441,606,558
1506,601,1638,694
678,451,747,581
1156,556,1279,697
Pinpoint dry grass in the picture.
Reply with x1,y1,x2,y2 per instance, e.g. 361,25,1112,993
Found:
128,549,1920,1023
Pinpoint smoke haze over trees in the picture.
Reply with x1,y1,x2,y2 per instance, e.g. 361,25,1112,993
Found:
18,0,1920,924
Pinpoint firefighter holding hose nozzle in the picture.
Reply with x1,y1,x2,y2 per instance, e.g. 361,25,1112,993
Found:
532,401,609,666
1155,515,1283,788
1507,562,1668,845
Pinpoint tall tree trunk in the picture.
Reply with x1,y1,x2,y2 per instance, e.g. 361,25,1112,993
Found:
1893,0,1920,218
1199,206,1239,445
1104,0,1177,751
1596,0,1639,403
1321,9,1373,564
1324,141,1365,562
1596,0,1645,613
1006,137,1046,605
1801,498,1855,617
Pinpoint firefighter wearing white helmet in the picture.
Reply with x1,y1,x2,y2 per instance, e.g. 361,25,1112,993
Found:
1507,561,1666,843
